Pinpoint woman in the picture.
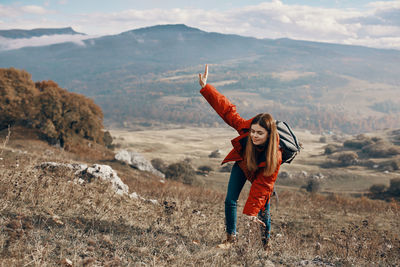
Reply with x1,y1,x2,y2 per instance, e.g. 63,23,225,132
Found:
198,65,282,249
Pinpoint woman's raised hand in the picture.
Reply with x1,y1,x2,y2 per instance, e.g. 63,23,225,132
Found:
199,64,208,88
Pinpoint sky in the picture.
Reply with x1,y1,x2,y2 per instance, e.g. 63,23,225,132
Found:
0,0,400,50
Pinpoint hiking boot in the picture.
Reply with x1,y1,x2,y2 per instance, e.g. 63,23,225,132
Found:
216,233,237,249
262,238,271,251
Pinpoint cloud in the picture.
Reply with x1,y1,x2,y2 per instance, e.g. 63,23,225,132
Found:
69,1,400,50
21,5,49,15
0,4,51,17
1,1,400,50
0,34,94,51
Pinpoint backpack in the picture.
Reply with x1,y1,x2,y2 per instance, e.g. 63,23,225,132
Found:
276,120,301,164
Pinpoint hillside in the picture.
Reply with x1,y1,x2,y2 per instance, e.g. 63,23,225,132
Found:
0,24,399,133
1,126,399,266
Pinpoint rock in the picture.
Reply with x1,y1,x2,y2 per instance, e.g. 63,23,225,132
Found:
115,150,165,178
311,173,325,180
60,258,73,267
129,192,145,201
39,162,87,174
38,162,129,195
84,164,129,195
300,171,308,178
279,171,291,179
129,192,139,200
148,199,158,205
208,149,222,158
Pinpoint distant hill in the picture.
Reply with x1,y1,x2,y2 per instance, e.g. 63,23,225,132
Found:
0,27,84,39
0,24,399,133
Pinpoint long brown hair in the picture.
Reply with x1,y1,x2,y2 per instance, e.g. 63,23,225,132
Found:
245,113,279,176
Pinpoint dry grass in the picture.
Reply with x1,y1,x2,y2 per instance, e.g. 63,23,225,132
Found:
0,141,399,266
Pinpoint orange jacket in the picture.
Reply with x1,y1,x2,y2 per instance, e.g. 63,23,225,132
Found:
200,84,282,216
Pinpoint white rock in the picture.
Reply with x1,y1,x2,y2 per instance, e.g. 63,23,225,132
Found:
300,171,308,178
129,192,139,200
115,150,165,178
86,164,129,195
38,162,129,196
148,199,158,205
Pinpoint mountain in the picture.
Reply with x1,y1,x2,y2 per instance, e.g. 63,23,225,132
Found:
0,27,84,39
0,24,399,133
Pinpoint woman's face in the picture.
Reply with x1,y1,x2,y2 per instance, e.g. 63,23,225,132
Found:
250,123,268,146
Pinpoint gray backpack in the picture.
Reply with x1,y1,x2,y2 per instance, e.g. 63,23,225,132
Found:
276,120,302,164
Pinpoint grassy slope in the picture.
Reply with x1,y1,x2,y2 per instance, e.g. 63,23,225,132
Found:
1,128,399,266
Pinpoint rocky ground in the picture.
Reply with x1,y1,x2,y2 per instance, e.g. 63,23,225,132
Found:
0,127,399,266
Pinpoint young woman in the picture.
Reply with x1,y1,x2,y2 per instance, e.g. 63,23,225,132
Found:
198,65,282,249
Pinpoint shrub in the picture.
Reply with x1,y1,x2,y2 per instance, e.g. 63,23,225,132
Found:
220,162,234,173
103,131,113,148
369,184,387,194
303,179,320,193
198,165,213,174
208,149,221,158
319,136,327,143
324,144,339,155
362,142,400,158
388,178,400,196
337,151,358,166
343,137,373,150
379,159,400,171
151,158,167,173
165,161,196,185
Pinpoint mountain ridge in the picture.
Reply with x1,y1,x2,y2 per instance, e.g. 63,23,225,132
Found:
0,24,399,133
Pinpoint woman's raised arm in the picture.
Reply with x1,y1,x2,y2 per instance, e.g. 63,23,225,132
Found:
199,65,246,132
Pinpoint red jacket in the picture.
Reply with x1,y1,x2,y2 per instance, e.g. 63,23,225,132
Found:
200,84,282,216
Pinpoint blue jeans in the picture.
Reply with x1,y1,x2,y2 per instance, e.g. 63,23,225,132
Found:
225,163,271,241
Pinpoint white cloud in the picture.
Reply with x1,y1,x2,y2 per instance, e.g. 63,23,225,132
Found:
0,34,94,51
367,1,400,9
1,1,400,50
21,5,49,15
0,4,51,18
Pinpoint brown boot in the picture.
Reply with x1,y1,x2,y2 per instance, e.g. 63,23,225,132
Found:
262,238,271,251
216,233,237,249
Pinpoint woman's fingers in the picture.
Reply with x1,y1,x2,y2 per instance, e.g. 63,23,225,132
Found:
199,64,208,87
248,215,266,227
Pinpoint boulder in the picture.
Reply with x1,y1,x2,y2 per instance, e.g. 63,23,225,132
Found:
115,150,165,178
38,162,129,195
84,164,129,195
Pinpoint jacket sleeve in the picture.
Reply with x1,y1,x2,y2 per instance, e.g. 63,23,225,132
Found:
200,84,246,132
242,151,282,216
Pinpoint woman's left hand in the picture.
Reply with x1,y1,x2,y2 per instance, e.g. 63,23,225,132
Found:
198,64,208,88
246,215,266,227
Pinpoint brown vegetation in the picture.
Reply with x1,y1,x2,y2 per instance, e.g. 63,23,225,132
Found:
0,68,107,150
1,136,399,266
321,132,400,173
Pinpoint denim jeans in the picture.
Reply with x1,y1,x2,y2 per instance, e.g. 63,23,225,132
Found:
225,162,271,240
